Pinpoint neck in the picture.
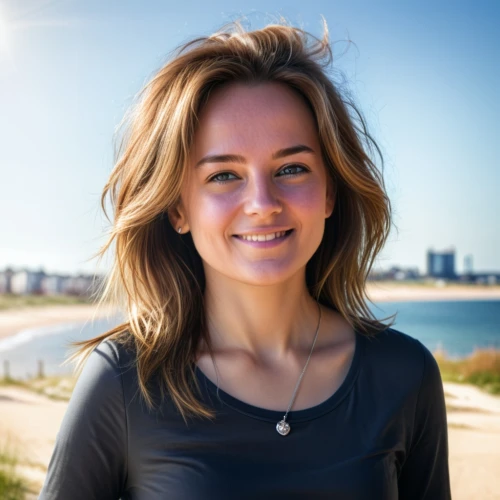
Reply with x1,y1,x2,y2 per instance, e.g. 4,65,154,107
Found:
201,267,321,363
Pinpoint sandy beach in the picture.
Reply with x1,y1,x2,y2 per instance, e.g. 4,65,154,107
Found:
0,303,119,341
1,380,499,498
1,282,499,342
366,281,500,303
0,284,499,497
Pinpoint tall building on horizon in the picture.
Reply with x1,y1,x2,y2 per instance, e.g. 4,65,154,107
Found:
464,254,473,274
427,248,456,279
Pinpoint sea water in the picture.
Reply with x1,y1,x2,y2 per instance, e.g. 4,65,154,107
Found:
370,300,500,357
0,301,498,379
0,315,123,379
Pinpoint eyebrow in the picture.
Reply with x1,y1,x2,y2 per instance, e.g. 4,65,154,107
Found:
194,144,315,169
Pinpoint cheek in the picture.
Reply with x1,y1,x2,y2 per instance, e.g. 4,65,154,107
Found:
288,184,326,217
188,191,237,232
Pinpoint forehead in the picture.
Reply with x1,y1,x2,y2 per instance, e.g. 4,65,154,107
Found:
191,82,320,159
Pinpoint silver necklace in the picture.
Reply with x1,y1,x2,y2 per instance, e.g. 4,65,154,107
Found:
276,302,322,436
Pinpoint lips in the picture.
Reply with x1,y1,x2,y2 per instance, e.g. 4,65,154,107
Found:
233,229,294,241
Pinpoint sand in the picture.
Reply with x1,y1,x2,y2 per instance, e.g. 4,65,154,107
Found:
0,387,68,496
445,383,500,500
366,281,500,303
1,381,499,498
1,285,500,497
0,303,119,340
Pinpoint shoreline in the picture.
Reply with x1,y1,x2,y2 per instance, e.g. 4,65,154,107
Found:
0,284,499,343
0,303,120,342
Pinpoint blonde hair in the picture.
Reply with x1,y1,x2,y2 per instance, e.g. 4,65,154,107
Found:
71,21,393,423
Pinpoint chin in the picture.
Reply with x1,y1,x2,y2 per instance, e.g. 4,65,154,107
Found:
232,263,306,287
202,255,311,288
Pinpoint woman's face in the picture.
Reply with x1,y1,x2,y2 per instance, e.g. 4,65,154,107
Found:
172,82,335,287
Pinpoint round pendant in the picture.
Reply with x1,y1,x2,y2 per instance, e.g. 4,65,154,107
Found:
276,419,291,436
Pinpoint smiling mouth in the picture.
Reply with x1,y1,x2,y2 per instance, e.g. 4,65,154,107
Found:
233,229,294,242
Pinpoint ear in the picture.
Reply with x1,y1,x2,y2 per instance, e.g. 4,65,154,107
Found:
167,200,190,233
325,174,336,218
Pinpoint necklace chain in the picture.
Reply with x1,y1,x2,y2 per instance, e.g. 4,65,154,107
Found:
276,301,322,436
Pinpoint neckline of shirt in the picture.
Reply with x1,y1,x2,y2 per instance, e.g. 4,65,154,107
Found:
194,329,364,423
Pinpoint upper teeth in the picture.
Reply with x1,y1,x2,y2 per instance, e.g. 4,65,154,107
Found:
239,231,288,241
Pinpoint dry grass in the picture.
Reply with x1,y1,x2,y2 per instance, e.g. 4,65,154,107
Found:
0,293,90,311
434,348,500,395
0,437,28,500
0,376,76,402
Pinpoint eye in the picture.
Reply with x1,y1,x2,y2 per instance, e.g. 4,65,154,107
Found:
278,164,309,177
208,172,238,184
207,164,308,184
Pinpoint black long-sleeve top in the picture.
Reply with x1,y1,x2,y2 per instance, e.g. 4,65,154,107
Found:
39,327,451,499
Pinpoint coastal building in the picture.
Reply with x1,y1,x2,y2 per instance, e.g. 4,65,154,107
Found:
464,255,473,274
468,272,500,285
61,274,100,297
10,269,46,294
0,267,104,297
0,268,14,293
427,248,456,280
41,275,68,295
368,266,420,281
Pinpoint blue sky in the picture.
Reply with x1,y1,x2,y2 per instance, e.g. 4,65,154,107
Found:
0,0,498,275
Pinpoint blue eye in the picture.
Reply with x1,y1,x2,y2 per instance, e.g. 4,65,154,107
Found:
209,172,237,183
208,164,308,184
278,164,308,177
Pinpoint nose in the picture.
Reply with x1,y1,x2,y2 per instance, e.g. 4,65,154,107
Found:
243,173,283,217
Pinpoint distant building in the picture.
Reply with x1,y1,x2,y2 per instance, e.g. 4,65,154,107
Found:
0,268,14,293
0,267,105,297
460,272,500,285
464,254,473,274
61,274,100,297
10,269,46,294
459,254,474,282
368,266,420,281
427,248,456,280
41,274,68,295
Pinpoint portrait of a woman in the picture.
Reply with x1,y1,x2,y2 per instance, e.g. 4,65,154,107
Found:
39,21,451,499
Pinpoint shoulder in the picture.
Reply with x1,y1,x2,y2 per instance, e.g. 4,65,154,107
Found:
90,336,137,374
359,327,442,397
362,326,435,369
71,336,139,406
89,329,141,370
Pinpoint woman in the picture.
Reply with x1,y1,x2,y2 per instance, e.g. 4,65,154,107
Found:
40,22,451,499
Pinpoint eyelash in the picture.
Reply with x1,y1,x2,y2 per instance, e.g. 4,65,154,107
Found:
208,164,309,184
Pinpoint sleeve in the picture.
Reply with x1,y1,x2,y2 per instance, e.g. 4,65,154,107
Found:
398,342,451,499
39,340,128,499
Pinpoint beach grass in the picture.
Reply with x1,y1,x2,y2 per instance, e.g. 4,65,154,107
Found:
0,437,28,500
434,348,500,395
0,293,91,311
0,375,76,402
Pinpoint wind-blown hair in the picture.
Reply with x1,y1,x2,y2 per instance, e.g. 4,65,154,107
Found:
71,21,393,423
